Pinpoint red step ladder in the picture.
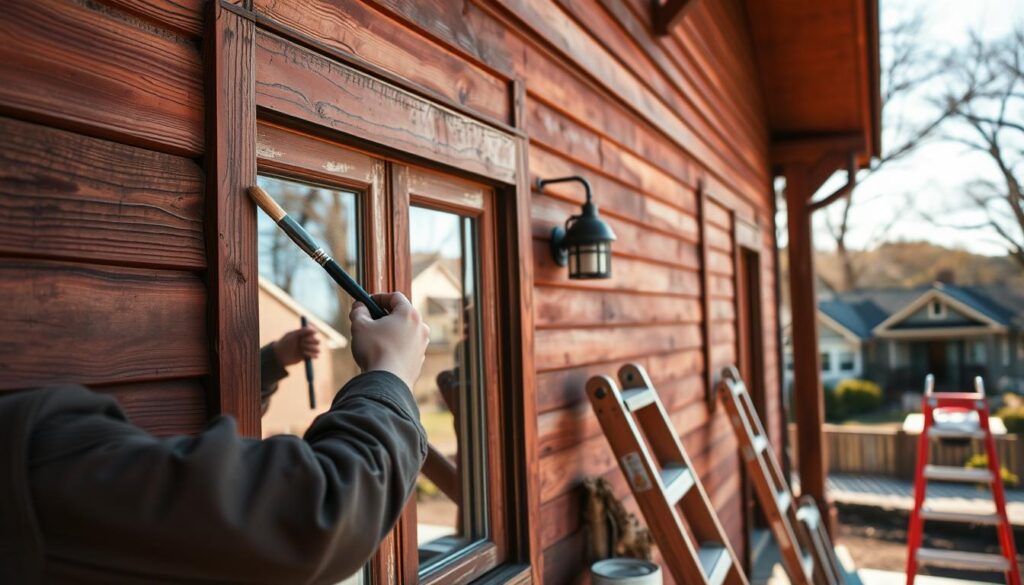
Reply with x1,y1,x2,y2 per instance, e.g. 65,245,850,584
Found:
906,375,1021,585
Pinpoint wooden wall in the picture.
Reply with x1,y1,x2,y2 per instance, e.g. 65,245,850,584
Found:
0,0,781,581
0,0,209,436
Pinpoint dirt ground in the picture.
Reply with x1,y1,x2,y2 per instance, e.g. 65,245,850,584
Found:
837,504,1022,583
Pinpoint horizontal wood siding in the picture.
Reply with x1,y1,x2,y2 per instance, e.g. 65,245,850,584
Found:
252,0,776,579
243,0,774,577
0,0,211,436
3,0,781,578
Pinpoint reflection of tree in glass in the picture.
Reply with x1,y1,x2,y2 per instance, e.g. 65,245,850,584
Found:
258,178,356,334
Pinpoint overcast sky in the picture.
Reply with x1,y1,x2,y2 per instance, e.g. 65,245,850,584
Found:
810,0,1024,256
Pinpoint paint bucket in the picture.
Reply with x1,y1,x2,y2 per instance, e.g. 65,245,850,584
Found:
591,558,662,585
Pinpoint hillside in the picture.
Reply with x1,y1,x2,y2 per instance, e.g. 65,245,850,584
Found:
813,241,1024,292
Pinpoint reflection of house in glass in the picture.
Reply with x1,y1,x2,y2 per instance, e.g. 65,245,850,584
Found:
411,253,465,403
257,276,354,437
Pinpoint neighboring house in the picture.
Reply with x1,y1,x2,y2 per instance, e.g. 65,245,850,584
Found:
785,282,1024,394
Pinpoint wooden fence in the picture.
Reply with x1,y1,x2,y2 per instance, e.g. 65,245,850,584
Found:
788,424,1024,482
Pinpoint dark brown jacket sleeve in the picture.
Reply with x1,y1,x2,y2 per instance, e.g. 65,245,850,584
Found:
259,343,290,414
23,371,426,584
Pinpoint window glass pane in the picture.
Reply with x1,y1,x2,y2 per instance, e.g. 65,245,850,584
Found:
410,206,486,571
839,351,856,371
256,175,360,436
820,352,832,372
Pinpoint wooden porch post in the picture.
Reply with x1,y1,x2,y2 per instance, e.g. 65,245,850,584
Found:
783,163,831,529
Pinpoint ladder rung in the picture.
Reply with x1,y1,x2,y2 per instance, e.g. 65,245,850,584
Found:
800,552,815,579
924,464,993,483
621,387,657,411
660,464,695,505
796,502,820,531
928,427,985,440
697,542,733,585
776,490,792,513
921,508,1002,525
752,434,769,455
916,548,1010,572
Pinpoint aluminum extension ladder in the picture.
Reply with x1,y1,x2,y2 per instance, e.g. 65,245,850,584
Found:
718,366,844,585
906,374,1021,585
586,363,747,585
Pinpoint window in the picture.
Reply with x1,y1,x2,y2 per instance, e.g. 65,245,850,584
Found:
929,300,947,319
971,340,987,365
839,351,856,372
255,122,514,584
820,351,832,372
1002,337,1011,366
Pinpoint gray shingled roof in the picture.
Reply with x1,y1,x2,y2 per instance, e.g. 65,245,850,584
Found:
819,283,1024,337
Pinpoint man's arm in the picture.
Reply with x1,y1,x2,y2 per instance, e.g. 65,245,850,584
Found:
27,292,430,584
28,372,425,584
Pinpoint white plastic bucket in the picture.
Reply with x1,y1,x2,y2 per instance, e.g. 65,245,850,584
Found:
591,558,662,585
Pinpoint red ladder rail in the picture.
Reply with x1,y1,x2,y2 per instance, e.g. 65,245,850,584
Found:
906,375,1021,585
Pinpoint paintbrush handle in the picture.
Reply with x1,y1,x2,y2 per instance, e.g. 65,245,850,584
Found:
248,186,388,320
301,315,316,409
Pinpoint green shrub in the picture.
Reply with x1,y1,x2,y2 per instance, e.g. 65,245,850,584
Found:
823,383,844,423
835,379,883,415
997,405,1024,434
965,454,1019,487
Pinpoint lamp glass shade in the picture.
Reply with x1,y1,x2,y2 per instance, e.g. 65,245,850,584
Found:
567,241,611,279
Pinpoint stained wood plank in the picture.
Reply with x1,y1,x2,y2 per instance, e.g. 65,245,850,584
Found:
0,259,208,389
99,378,208,436
0,117,204,270
100,0,204,37
535,324,702,371
206,3,260,436
535,287,701,328
252,0,511,124
255,31,517,184
536,348,703,413
0,0,203,156
492,0,767,197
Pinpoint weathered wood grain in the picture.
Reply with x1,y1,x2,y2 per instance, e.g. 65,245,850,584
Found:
255,31,518,184
535,323,703,371
0,259,208,389
0,0,203,156
534,287,701,329
0,117,205,270
252,0,511,124
205,3,260,436
100,0,204,37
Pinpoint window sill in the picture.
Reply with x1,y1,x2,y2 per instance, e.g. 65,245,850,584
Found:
470,564,532,585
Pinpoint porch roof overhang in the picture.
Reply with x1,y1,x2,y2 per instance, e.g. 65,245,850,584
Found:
746,0,881,170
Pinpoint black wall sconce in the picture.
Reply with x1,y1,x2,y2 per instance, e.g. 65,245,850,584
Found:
536,175,616,279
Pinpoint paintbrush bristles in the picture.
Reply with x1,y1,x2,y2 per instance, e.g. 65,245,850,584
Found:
247,185,287,222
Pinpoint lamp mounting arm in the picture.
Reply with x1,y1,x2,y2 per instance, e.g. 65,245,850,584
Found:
535,175,593,204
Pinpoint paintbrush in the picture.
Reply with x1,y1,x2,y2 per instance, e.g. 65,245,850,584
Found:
300,315,316,409
247,185,388,320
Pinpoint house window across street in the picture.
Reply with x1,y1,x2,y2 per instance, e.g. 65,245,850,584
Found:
839,351,856,372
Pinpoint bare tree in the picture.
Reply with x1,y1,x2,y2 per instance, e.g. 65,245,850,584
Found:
926,29,1024,269
818,12,979,291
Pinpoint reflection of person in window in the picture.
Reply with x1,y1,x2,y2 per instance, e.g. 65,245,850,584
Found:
259,324,321,413
1,292,430,584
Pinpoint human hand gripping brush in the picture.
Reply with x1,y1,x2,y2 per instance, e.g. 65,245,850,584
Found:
247,185,388,320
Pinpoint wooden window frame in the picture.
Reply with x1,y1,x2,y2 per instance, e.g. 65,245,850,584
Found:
207,6,539,579
253,121,524,584
238,16,539,578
